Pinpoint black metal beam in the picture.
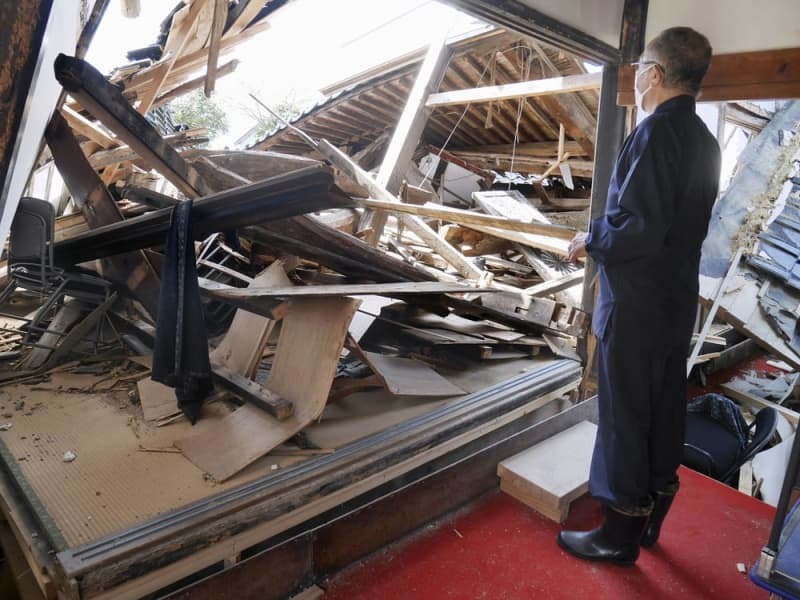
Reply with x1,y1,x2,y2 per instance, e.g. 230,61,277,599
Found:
442,0,620,63
581,65,627,314
53,165,353,265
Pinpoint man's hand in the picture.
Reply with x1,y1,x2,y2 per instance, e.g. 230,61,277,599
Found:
568,232,589,262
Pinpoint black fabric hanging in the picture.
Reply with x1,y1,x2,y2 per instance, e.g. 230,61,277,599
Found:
151,200,213,424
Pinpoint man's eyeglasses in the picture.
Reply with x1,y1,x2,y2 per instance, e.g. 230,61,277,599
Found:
631,60,665,73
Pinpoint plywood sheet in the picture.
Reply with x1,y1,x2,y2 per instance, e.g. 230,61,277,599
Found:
137,378,180,422
361,352,465,397
209,261,290,378
498,420,597,512
177,297,360,481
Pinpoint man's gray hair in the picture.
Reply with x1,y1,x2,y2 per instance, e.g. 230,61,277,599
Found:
647,27,712,95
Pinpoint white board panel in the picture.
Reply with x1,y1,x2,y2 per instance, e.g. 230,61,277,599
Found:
520,0,625,49
646,0,800,55
0,1,81,250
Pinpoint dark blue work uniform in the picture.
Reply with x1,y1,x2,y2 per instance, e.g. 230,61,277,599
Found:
585,94,721,508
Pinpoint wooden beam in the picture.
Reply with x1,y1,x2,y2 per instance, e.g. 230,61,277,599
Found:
361,35,452,246
620,0,649,64
463,223,569,256
446,150,594,178
76,0,112,59
61,105,117,149
524,270,584,297
212,364,293,420
122,20,270,95
155,59,238,108
454,140,586,158
528,42,597,159
580,65,626,373
357,199,576,240
55,54,213,197
617,47,800,105
120,0,140,18
204,0,227,96
87,128,209,169
426,72,601,108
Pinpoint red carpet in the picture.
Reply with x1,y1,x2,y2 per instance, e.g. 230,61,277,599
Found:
323,467,774,599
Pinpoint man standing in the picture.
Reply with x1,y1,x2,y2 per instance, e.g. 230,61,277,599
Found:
559,27,721,566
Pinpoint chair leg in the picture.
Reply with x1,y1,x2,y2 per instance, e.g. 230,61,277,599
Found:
25,281,69,343
0,281,17,305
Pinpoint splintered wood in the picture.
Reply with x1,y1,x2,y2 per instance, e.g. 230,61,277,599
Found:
498,420,597,522
177,297,360,481
209,261,290,378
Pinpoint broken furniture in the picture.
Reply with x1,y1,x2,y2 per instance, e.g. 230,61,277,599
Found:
0,196,113,364
683,394,778,486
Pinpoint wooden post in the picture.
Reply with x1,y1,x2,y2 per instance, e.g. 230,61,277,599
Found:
360,34,452,246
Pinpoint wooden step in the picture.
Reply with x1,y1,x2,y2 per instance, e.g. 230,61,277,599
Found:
497,420,597,522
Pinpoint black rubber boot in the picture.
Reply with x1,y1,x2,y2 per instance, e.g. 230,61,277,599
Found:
557,505,651,567
641,484,679,548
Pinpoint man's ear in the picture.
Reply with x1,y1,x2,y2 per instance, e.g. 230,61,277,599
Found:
652,66,665,87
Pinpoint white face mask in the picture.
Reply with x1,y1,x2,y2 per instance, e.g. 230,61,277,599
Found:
634,63,656,113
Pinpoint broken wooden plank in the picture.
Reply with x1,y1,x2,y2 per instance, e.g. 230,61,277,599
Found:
136,0,208,114
473,190,572,267
316,139,485,281
61,105,117,149
524,270,584,297
542,333,580,362
209,261,290,379
204,0,228,96
357,198,576,240
721,382,799,426
210,281,503,300
122,20,270,96
425,72,601,107
359,351,465,397
87,128,209,169
223,0,268,39
498,420,597,523
154,60,238,108
176,297,360,481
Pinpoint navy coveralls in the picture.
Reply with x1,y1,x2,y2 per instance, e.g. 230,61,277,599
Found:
585,95,721,509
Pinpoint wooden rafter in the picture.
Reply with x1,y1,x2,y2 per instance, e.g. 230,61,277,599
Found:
425,72,601,108
136,0,211,115
204,0,228,96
